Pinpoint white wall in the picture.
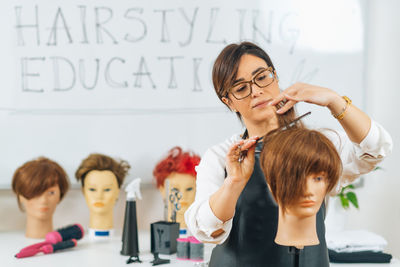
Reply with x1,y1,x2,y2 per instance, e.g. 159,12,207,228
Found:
0,0,365,188
344,0,400,258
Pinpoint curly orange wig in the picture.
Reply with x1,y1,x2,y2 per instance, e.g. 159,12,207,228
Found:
153,147,200,188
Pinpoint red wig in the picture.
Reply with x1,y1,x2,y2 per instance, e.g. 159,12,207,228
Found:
153,147,201,188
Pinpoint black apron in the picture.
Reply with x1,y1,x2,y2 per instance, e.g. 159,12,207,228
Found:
209,141,330,267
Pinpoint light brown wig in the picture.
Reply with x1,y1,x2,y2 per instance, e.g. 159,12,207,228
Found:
260,128,342,212
75,153,130,188
12,157,69,211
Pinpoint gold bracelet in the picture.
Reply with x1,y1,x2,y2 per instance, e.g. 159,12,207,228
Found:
332,96,352,120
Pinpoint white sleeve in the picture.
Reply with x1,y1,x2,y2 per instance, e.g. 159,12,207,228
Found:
184,145,233,244
323,120,393,194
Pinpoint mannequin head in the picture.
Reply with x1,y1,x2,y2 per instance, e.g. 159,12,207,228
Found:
12,157,69,238
75,153,130,230
260,128,342,246
261,128,342,213
153,147,200,229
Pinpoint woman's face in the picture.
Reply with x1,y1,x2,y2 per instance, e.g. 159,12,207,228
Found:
83,170,120,215
287,173,328,219
222,54,280,124
20,185,61,221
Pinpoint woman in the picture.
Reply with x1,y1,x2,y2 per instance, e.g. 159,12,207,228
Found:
184,42,392,266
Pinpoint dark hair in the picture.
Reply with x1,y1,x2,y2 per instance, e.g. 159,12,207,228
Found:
260,128,342,213
212,41,298,127
12,157,69,211
75,153,130,188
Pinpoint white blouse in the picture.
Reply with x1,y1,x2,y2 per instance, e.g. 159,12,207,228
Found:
184,120,393,244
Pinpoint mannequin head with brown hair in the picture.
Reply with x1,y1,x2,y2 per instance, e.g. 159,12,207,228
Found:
75,153,130,231
153,147,200,229
260,128,342,248
12,157,69,238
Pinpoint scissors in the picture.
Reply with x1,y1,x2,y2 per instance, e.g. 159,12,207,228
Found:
169,188,182,222
238,111,311,162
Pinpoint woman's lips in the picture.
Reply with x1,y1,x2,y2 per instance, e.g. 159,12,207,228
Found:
40,207,49,212
252,99,271,108
94,202,105,207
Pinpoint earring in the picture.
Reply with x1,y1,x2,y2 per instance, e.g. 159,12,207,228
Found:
273,70,279,82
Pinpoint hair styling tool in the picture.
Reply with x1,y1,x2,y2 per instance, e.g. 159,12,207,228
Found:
45,224,84,243
189,236,204,262
176,238,190,260
121,178,142,264
15,224,84,258
15,239,77,258
238,111,312,162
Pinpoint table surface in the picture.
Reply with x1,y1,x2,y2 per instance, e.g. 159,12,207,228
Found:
1,231,398,267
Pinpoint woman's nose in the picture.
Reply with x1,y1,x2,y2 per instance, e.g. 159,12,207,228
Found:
251,83,263,97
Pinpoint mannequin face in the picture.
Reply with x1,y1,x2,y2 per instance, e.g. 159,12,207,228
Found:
285,172,328,218
19,185,61,221
83,170,120,215
160,172,196,227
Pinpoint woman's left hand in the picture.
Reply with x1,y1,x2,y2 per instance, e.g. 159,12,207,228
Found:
268,82,340,114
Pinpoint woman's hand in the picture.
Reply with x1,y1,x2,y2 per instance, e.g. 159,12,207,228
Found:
225,136,258,185
209,136,259,222
269,82,371,144
268,82,342,114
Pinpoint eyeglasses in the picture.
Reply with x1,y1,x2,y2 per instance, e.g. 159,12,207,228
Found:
228,67,276,100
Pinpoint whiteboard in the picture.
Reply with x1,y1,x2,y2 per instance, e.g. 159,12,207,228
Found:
0,0,365,187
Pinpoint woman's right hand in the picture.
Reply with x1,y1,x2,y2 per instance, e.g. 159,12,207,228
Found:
209,136,259,223
225,136,259,185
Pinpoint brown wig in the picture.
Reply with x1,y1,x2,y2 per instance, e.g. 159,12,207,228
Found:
153,147,200,188
212,41,298,128
260,128,342,213
12,157,69,211
75,153,130,188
